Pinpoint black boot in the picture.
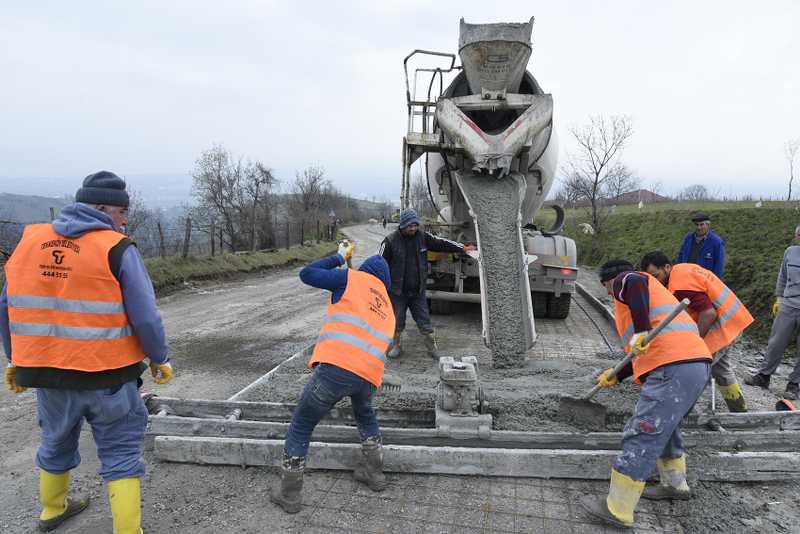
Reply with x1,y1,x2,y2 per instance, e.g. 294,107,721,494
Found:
422,332,439,360
785,382,799,400
744,373,771,389
270,453,305,514
353,435,387,492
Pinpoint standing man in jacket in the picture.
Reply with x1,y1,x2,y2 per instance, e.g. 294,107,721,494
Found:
676,213,725,278
270,245,395,514
745,225,800,400
378,208,475,359
2,171,172,533
579,260,711,529
640,250,753,412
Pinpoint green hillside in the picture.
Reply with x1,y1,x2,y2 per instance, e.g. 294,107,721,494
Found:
544,203,800,341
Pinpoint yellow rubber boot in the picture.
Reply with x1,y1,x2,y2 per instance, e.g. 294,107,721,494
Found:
606,469,645,526
39,469,89,532
642,455,692,500
718,382,748,412
579,469,644,529
40,470,69,521
108,478,142,534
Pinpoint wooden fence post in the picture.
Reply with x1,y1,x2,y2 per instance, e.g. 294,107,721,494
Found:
286,221,290,250
210,220,215,257
157,221,166,258
316,220,320,243
182,217,191,259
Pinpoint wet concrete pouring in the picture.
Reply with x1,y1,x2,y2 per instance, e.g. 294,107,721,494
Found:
1,223,798,533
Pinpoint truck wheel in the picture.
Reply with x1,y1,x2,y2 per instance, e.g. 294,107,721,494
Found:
547,293,571,319
532,292,548,318
430,298,454,315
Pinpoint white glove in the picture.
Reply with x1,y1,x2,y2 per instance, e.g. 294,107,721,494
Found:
465,250,479,260
337,242,348,260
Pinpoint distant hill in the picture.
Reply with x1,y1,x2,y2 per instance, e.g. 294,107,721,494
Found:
0,193,71,223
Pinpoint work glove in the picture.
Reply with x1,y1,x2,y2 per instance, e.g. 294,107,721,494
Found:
596,368,619,389
773,298,782,318
337,240,355,264
5,363,27,394
150,361,174,385
628,331,650,355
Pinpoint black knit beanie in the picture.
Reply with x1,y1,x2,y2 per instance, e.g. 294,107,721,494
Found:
75,171,130,207
599,259,635,283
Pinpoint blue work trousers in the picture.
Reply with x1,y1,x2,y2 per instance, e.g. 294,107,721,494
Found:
390,292,433,334
36,380,148,481
613,360,710,481
284,364,380,458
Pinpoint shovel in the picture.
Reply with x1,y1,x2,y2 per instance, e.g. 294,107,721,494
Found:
558,298,690,430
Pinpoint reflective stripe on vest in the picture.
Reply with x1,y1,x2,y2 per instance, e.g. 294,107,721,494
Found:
324,313,394,345
10,322,134,340
316,331,387,362
620,304,696,347
8,295,126,314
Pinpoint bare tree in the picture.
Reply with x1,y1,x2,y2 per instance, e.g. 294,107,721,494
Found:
125,188,152,239
786,138,800,201
678,184,710,202
409,172,437,220
604,166,640,203
560,114,634,233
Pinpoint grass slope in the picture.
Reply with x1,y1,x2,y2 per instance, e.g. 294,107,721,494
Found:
553,205,800,341
145,241,337,294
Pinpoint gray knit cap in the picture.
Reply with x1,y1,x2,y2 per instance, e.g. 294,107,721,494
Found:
75,171,129,207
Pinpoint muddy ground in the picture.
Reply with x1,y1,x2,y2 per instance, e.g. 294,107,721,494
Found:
1,223,799,533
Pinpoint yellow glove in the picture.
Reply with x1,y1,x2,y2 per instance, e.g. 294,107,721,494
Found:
337,240,355,263
5,364,27,394
773,298,781,318
628,331,650,355
150,361,174,385
596,368,619,389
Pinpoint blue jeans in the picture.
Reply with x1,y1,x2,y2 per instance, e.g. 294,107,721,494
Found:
613,360,710,481
36,381,148,481
284,364,380,458
390,292,433,334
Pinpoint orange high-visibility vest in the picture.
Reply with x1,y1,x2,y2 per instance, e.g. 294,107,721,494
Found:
5,224,145,372
667,263,753,353
614,272,711,382
308,269,395,387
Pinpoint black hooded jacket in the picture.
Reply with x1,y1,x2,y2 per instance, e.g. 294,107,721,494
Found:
378,229,463,296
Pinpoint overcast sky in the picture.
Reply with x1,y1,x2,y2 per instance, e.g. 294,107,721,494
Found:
1,1,798,203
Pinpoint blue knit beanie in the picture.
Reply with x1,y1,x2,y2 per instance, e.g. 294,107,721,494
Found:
75,170,130,207
399,208,420,229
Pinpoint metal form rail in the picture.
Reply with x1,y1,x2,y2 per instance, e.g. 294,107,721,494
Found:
150,283,800,480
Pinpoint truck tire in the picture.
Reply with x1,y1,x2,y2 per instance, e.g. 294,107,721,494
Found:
532,292,548,318
547,293,571,319
430,298,454,315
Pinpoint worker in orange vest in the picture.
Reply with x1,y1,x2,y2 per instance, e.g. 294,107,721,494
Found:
578,260,711,529
2,171,172,533
270,244,395,514
640,250,753,412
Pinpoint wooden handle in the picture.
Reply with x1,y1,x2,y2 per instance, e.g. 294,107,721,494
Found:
583,298,690,401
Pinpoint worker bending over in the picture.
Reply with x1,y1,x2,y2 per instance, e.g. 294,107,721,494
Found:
640,251,753,412
579,260,711,529
2,171,172,533
271,243,395,513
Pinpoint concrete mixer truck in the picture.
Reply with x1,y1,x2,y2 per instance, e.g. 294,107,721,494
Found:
400,17,578,367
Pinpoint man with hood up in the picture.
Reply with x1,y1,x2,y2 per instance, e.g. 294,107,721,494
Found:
2,171,172,533
270,245,396,513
